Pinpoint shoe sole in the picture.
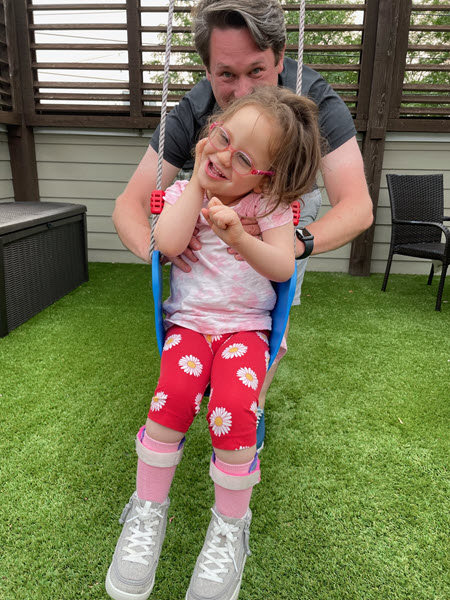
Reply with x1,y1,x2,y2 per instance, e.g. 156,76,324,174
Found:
105,566,154,600
184,554,247,600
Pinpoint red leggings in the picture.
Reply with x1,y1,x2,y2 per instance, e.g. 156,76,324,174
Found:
148,326,270,450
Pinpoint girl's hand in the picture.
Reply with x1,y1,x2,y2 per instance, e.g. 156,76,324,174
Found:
192,138,208,180
227,217,262,261
202,197,244,247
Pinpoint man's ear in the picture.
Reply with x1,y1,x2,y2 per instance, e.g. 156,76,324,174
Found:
206,70,212,81
276,46,286,74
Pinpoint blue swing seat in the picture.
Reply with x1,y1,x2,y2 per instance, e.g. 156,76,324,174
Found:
152,249,297,450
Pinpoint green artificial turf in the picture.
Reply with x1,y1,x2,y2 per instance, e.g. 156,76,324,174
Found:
0,263,449,600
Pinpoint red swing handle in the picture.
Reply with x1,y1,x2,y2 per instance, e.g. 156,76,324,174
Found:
150,190,165,214
151,191,301,225
291,200,301,226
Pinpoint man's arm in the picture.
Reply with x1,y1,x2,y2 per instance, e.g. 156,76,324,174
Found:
295,137,373,257
112,145,180,263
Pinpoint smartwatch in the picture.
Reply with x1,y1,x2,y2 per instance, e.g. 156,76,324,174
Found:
295,228,314,260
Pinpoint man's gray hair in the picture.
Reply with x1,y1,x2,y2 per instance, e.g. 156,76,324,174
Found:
193,0,286,70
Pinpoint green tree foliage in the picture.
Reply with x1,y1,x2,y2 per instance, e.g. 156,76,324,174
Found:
146,1,449,118
409,0,449,84
404,1,449,116
146,0,202,93
149,0,365,108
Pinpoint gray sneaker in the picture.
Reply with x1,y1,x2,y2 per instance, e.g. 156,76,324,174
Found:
105,492,169,600
185,507,252,600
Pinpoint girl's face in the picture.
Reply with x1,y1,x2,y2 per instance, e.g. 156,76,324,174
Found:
197,105,276,205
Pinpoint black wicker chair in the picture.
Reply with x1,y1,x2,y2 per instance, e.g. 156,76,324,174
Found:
382,174,450,311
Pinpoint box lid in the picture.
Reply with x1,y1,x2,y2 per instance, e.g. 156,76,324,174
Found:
0,202,87,235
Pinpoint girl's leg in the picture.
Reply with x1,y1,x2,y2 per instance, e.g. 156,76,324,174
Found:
106,326,212,600
136,326,212,503
136,425,185,504
185,331,267,600
208,330,267,518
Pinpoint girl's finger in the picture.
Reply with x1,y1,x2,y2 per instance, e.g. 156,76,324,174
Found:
208,196,223,208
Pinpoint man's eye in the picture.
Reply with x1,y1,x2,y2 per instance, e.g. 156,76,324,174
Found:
221,72,233,79
251,68,262,75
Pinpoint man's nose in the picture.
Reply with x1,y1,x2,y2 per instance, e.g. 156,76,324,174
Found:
233,78,254,99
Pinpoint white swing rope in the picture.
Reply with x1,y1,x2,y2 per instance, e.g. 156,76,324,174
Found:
149,0,175,258
149,0,306,259
294,0,306,249
296,0,306,95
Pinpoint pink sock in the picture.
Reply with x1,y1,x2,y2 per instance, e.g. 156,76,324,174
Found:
214,456,259,519
136,428,182,504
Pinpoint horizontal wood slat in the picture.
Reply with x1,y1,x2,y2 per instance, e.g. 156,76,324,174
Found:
1,1,449,131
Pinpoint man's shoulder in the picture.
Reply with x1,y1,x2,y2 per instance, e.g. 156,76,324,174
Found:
279,57,356,152
279,57,327,96
178,78,217,120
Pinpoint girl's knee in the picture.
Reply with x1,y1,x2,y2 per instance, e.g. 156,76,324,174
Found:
145,418,185,444
214,445,257,464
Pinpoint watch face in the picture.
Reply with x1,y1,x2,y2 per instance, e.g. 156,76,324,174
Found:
297,228,313,241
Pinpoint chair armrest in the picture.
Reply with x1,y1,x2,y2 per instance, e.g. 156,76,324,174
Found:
393,219,450,239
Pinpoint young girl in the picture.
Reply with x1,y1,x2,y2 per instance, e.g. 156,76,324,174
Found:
106,86,322,600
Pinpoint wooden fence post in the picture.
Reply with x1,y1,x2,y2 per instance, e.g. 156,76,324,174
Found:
349,0,412,276
126,0,142,119
6,0,39,202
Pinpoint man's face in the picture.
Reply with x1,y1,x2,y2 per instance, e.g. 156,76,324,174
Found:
206,27,285,109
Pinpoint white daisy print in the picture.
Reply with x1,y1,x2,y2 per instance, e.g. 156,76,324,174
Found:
205,334,223,344
163,333,182,351
179,355,203,377
150,391,167,412
265,350,270,368
250,401,258,415
237,367,259,390
256,331,269,345
194,393,203,414
222,343,248,360
209,407,232,436
239,445,250,450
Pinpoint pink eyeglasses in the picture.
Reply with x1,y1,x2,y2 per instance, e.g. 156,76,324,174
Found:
208,122,275,177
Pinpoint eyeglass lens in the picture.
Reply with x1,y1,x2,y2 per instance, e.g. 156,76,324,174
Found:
209,125,253,175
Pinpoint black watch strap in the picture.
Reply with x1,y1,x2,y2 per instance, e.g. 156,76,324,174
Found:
295,228,314,260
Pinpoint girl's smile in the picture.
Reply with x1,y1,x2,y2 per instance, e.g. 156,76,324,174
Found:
206,159,228,180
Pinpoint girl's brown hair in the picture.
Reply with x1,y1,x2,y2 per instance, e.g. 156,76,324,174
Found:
202,86,324,211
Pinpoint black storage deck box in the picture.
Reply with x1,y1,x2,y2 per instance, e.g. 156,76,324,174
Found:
0,202,88,337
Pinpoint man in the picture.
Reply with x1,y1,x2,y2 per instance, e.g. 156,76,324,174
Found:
106,3,373,600
112,0,373,441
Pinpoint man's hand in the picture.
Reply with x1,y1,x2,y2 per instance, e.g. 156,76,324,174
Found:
161,228,201,272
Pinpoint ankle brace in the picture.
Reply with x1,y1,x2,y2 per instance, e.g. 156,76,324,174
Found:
209,453,260,491
135,427,185,467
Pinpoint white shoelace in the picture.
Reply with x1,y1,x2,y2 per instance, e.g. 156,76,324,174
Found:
123,501,164,566
198,510,240,583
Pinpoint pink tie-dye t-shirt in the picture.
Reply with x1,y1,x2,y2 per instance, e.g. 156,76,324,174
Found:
162,180,293,335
